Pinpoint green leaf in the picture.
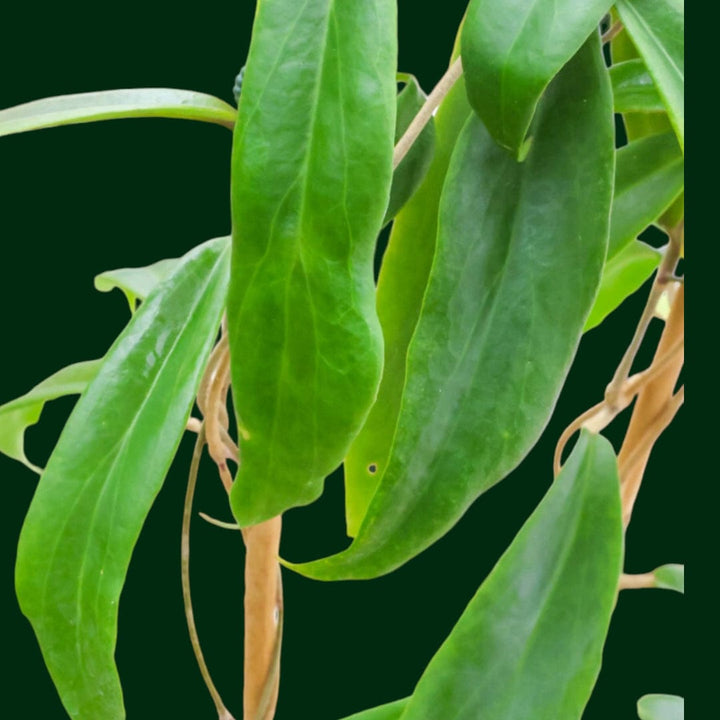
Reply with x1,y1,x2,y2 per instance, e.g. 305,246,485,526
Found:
585,241,660,332
344,31,472,538
653,563,684,593
462,0,612,155
341,698,409,720
0,360,101,472
397,431,623,720
382,74,436,226
609,132,684,259
95,256,185,312
616,0,684,149
15,237,230,720
638,694,684,720
291,36,615,579
0,89,236,138
610,60,665,114
228,0,397,525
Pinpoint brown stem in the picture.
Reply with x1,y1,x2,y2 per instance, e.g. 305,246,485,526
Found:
618,284,684,527
619,572,656,590
243,517,283,720
602,20,623,44
393,56,463,169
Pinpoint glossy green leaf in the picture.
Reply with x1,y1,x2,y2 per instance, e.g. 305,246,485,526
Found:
293,37,615,579
398,431,623,720
609,132,684,259
462,0,612,155
0,360,101,472
15,237,230,720
616,0,684,149
228,0,396,525
341,698,409,720
344,32,472,537
95,256,184,312
638,694,684,720
0,89,236,138
653,563,684,593
382,74,436,226
585,241,660,332
610,60,665,114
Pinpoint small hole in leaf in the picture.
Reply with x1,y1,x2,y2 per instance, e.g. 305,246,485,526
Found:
368,463,377,474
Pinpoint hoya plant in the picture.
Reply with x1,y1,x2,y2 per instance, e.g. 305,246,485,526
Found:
1,1,684,719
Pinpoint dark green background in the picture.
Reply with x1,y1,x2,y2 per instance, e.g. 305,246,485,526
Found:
0,2,683,718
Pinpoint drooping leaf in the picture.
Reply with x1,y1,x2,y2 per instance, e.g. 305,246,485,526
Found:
382,74,436,226
15,237,230,720
344,32,472,537
95,256,184,312
0,360,101,472
638,694,684,720
653,563,684,593
462,0,612,155
227,0,397,525
610,60,665,114
609,132,684,259
292,36,615,579
397,431,623,720
616,0,684,149
0,89,236,138
585,241,660,332
340,698,409,720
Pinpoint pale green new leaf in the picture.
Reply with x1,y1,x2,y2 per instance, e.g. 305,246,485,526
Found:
341,698,409,720
228,0,396,525
0,360,101,472
616,0,684,149
292,36,614,579
0,89,236,138
610,60,665,114
462,0,612,155
638,694,684,720
609,132,683,259
585,241,660,332
653,564,684,593
15,237,230,720
397,431,622,720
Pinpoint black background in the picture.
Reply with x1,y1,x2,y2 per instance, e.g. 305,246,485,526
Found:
0,2,683,718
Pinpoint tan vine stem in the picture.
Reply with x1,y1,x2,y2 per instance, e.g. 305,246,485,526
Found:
619,284,684,527
618,572,656,590
182,425,236,720
601,20,623,44
393,56,463,169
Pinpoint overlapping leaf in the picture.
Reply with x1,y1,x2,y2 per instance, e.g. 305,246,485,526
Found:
396,431,623,720
292,36,614,579
462,0,612,155
616,0,684,149
344,33,472,537
0,89,236,137
638,694,684,720
228,0,397,525
15,237,230,720
0,360,101,472
341,698,409,720
611,60,665,114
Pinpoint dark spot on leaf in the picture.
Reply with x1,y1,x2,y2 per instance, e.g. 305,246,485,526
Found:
368,463,377,474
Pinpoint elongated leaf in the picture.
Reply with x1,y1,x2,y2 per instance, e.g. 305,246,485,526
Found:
585,241,660,332
638,694,684,720
616,0,684,149
395,431,622,720
292,36,614,579
15,237,230,720
653,563,684,593
0,89,236,138
462,0,612,155
341,698,409,720
228,0,396,525
609,132,684,259
95,257,184,311
611,60,665,114
344,32,472,537
0,360,101,472
383,74,436,226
